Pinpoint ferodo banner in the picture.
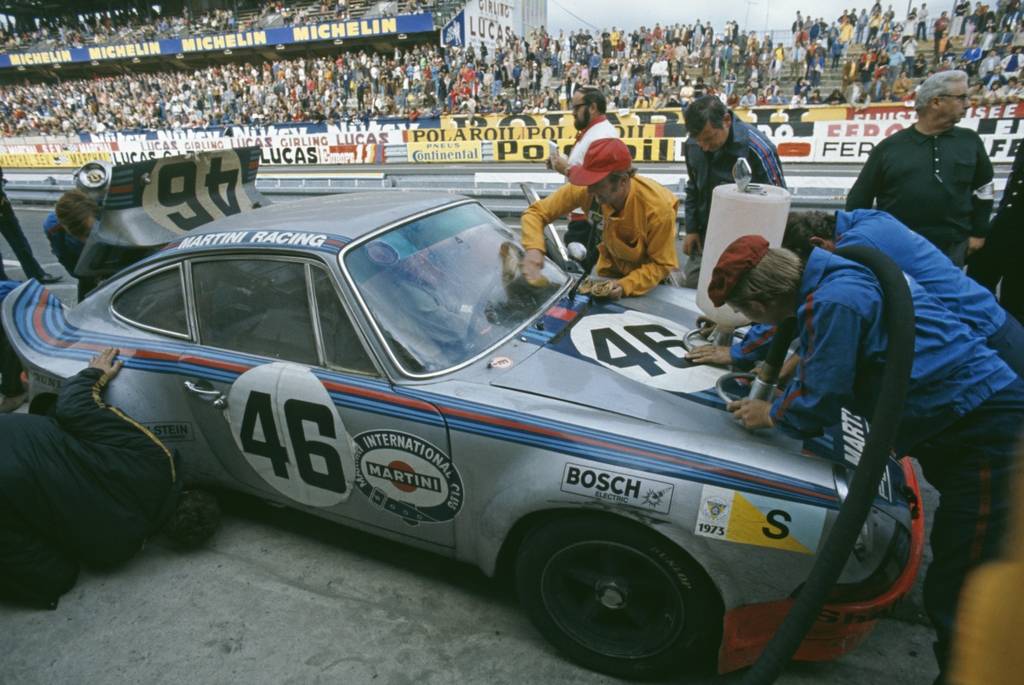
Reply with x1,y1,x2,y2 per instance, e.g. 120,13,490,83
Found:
492,138,675,162
407,140,483,163
813,117,1024,162
405,123,657,142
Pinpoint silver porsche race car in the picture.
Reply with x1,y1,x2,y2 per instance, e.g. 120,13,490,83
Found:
1,151,923,679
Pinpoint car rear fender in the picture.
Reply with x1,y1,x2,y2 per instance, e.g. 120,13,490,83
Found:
1,282,83,396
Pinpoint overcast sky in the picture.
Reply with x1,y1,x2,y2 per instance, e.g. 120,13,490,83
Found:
546,0,947,35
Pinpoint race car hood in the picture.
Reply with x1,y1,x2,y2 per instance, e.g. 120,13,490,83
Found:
488,344,725,427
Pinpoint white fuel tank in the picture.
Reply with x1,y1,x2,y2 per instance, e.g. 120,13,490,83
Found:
696,183,792,327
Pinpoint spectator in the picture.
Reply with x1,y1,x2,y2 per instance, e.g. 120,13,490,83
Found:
845,71,993,266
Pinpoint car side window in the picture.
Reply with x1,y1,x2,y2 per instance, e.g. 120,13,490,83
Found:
191,258,318,365
112,265,189,338
311,267,376,375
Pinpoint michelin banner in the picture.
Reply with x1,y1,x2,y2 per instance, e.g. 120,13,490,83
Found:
0,13,434,68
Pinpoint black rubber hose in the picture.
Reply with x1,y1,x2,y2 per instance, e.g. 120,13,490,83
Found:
740,245,916,685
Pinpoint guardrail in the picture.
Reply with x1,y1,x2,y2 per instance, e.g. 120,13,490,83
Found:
3,170,849,220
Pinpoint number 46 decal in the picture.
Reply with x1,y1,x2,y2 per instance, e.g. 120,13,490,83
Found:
228,363,356,507
570,311,727,394
240,392,346,493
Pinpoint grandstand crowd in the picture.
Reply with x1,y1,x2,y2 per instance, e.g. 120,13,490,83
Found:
0,1,428,51
1,1,1023,135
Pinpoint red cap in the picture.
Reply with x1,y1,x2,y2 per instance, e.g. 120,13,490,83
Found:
707,235,771,307
567,138,633,186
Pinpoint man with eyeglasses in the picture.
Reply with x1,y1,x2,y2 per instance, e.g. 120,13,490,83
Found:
547,86,619,270
846,70,994,267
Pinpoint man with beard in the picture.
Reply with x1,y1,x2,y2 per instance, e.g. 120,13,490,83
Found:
547,85,619,269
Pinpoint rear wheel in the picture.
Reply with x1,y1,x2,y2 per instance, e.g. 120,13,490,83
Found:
515,515,722,680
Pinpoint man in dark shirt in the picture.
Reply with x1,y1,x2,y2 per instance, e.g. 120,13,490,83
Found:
845,70,993,266
682,96,787,287
968,140,1024,324
0,167,60,285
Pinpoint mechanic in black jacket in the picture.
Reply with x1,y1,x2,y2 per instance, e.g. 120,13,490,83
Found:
0,348,219,609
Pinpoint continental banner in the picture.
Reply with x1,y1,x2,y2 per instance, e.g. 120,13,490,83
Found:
407,140,483,163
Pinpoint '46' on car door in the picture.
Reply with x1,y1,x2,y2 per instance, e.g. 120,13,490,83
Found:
177,254,456,549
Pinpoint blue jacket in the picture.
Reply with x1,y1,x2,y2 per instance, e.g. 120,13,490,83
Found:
835,209,1006,339
771,248,1016,453
736,209,1009,365
43,211,84,276
731,323,777,366
684,114,787,238
1,279,18,303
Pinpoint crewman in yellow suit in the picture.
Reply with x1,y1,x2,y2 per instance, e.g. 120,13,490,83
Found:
520,138,678,299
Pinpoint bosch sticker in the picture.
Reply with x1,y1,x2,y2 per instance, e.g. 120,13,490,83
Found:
694,485,827,555
560,463,674,514
354,430,463,524
570,311,727,394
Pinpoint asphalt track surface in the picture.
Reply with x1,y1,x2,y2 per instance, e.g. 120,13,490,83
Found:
1,202,942,685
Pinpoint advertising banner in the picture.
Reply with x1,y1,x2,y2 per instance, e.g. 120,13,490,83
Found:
407,140,483,162
405,123,658,143
0,13,434,68
463,1,522,52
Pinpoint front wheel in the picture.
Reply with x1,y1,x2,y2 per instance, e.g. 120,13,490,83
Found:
515,515,722,680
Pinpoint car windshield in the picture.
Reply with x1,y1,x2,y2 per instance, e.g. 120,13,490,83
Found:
345,203,567,375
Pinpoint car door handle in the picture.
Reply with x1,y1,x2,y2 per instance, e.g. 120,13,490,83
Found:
183,380,227,408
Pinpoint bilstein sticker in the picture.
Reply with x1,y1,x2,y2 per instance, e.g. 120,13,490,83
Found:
145,421,195,443
694,485,827,554
354,430,463,524
560,463,674,514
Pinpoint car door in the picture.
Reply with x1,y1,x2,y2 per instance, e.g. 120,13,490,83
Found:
178,253,456,549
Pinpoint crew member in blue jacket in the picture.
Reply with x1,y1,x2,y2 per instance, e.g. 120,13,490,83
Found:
44,189,99,301
689,209,1024,376
686,322,778,369
710,235,1024,682
783,209,1023,376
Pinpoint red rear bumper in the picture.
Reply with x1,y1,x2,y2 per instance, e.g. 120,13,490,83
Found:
717,457,925,674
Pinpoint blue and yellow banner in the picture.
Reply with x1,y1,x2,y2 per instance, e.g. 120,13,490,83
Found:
0,12,434,68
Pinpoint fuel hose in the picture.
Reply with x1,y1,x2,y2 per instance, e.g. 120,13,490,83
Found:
740,245,915,685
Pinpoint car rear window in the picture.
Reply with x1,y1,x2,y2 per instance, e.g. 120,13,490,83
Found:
112,265,188,337
191,258,318,365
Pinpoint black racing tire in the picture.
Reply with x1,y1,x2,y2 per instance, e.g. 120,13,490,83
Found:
515,515,722,680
